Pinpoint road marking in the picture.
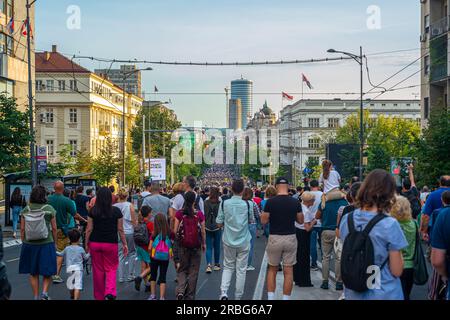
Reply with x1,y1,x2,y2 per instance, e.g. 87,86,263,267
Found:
3,239,22,248
6,257,19,263
253,251,268,300
196,278,208,296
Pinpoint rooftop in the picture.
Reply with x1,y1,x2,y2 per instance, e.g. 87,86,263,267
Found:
36,45,90,74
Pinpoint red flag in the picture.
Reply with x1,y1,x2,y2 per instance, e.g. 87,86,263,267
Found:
302,73,313,89
21,18,33,39
282,92,293,101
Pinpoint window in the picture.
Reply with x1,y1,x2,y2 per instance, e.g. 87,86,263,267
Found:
35,80,43,91
0,78,13,96
69,80,78,91
45,108,54,123
308,156,320,164
424,97,429,119
308,118,320,128
46,140,54,157
424,15,430,33
0,33,13,55
58,80,65,91
416,118,421,126
327,118,340,128
424,55,430,75
6,0,12,19
381,103,386,107
69,140,78,156
46,80,54,91
308,138,320,149
69,108,77,123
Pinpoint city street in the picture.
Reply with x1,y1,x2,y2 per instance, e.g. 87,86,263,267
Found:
1,220,430,300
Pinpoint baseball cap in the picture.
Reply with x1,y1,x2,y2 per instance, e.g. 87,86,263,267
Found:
275,177,289,185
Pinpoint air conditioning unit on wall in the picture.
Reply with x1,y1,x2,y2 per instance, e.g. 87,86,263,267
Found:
420,34,427,42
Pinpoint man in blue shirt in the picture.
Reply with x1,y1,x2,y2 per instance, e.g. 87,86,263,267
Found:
431,191,450,300
421,175,450,241
216,179,254,300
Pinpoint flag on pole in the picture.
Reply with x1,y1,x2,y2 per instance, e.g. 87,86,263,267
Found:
154,86,159,93
7,17,14,34
21,18,33,39
282,92,294,101
302,73,313,89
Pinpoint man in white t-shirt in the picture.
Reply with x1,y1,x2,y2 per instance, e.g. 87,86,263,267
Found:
309,180,323,270
294,191,317,287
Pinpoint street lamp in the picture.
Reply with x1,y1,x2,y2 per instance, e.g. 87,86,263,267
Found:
122,67,153,187
327,47,364,181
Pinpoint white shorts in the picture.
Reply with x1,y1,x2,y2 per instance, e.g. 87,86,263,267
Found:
66,270,83,290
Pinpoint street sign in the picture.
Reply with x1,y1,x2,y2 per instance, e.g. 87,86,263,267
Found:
146,158,166,181
36,146,48,174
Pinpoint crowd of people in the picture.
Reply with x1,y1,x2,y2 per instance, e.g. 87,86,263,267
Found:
0,159,449,301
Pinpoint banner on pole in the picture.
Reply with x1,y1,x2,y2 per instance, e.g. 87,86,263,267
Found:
145,158,166,181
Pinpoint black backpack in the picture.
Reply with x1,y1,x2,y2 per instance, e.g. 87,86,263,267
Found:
341,212,388,292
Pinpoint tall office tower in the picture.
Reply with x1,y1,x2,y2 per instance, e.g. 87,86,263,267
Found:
231,77,253,128
229,98,242,129
95,64,142,97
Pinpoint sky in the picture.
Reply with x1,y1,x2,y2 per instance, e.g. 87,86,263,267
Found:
35,0,421,128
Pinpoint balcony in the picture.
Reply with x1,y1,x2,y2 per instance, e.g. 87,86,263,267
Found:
430,16,449,40
430,63,447,83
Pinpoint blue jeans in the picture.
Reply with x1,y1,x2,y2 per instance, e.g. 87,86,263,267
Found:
264,223,270,238
206,230,222,265
310,227,322,266
11,206,21,233
248,224,257,266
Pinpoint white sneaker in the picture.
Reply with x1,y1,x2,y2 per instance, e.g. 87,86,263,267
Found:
247,265,255,271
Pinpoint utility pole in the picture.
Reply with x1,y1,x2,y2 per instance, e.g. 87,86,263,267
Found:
142,114,146,184
359,46,364,181
122,80,126,187
27,0,37,186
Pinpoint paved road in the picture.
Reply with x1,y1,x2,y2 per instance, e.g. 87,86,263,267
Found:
2,227,430,300
3,234,268,300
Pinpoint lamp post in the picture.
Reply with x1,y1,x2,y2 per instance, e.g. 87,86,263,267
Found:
327,47,364,181
26,0,37,186
121,67,152,187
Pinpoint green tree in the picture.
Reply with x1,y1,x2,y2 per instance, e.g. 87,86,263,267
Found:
125,153,141,188
92,138,120,186
414,108,450,187
0,95,32,173
335,111,420,180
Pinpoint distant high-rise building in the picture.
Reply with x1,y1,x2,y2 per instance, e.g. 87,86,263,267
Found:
231,77,253,128
95,65,142,97
229,98,242,129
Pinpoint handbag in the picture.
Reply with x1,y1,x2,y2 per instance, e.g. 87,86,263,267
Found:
413,222,429,286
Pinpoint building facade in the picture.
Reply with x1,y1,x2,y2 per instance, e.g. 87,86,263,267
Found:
35,45,143,163
231,77,253,128
420,0,449,126
0,0,35,109
278,99,421,171
95,64,142,98
247,100,277,130
228,98,242,129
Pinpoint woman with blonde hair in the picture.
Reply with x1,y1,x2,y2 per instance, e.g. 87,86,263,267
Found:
113,188,137,282
391,195,417,300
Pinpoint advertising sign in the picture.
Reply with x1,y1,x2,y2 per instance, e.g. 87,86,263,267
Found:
36,145,48,174
146,158,166,181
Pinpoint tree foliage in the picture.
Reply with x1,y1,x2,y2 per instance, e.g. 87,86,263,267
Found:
335,111,420,180
414,108,450,187
0,95,32,173
91,138,120,186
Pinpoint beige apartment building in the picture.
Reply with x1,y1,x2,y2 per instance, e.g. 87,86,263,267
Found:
0,0,35,109
35,45,143,163
420,0,450,126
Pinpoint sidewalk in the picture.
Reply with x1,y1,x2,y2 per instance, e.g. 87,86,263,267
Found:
0,203,16,244
274,268,341,300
